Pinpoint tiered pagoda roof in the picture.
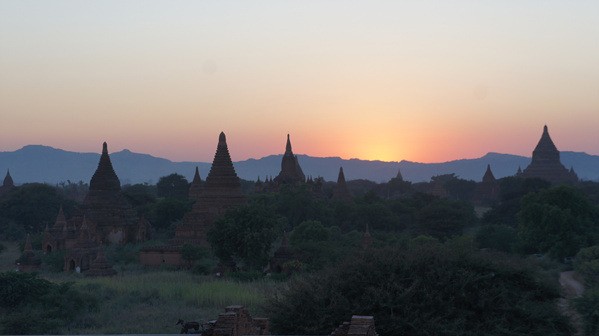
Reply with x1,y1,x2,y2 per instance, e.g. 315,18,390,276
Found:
81,142,138,244
174,132,245,246
273,134,305,185
519,125,578,184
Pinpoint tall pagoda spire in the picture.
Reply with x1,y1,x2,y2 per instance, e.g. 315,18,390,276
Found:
285,134,292,155
203,132,242,194
173,132,245,246
89,142,121,191
274,134,305,185
188,166,203,200
332,167,352,202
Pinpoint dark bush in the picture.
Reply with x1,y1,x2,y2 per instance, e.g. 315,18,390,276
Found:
263,244,572,336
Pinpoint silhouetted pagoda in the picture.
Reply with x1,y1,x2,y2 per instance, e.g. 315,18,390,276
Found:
473,164,499,205
273,134,305,186
174,132,245,246
188,166,203,201
332,167,352,202
0,170,15,196
518,125,578,184
79,142,141,244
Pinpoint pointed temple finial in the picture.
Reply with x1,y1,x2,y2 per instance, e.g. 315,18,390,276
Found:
285,134,292,154
219,131,226,145
337,167,346,185
102,142,108,154
395,168,404,181
332,166,352,202
482,164,496,183
192,166,201,183
543,124,548,133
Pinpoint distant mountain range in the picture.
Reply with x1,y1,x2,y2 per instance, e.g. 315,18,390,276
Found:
1,145,598,185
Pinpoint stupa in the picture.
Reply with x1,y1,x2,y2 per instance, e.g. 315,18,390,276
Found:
174,132,245,246
0,170,15,196
332,167,352,202
519,125,578,184
473,164,500,205
80,142,140,244
273,134,305,186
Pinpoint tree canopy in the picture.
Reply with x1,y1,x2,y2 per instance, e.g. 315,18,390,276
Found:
264,243,572,336
518,185,599,258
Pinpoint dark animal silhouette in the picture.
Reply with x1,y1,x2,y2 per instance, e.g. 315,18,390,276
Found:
176,319,200,334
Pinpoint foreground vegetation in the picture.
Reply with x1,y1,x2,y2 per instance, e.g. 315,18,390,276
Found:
3,175,599,334
0,268,278,334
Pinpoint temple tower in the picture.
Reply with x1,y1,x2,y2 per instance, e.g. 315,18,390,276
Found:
0,170,15,196
473,164,500,205
174,132,245,246
80,142,140,244
520,125,578,184
273,134,305,186
188,166,203,201
332,167,352,202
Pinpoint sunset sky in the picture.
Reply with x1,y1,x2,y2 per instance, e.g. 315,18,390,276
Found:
1,1,599,163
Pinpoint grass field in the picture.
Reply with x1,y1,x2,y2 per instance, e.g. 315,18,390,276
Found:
0,244,283,334
54,271,282,334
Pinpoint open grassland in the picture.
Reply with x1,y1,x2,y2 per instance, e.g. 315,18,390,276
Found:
0,243,283,334
41,271,282,334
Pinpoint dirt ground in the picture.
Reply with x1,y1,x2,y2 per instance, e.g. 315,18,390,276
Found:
558,271,585,336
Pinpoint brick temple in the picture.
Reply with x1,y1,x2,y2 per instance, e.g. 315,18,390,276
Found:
518,125,578,184
42,142,149,273
173,132,245,246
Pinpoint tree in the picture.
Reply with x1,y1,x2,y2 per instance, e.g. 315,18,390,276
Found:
518,186,599,259
475,224,517,253
263,244,572,336
149,198,192,231
0,183,77,236
483,177,551,227
208,201,285,270
156,173,189,199
0,272,96,334
414,198,476,239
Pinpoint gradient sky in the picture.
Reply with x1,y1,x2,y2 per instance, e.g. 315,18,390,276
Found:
1,1,599,163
